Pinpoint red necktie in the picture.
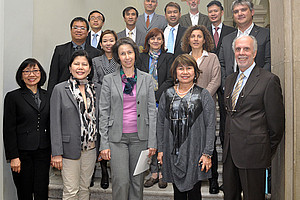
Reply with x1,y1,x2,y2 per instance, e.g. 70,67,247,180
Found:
214,27,219,47
146,15,150,28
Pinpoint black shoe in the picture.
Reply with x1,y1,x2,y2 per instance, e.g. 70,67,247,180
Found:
101,174,109,189
219,184,224,191
209,179,219,194
144,177,159,187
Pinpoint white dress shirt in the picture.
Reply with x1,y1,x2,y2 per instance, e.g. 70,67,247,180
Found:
126,27,137,42
90,30,102,46
189,12,199,26
164,24,179,52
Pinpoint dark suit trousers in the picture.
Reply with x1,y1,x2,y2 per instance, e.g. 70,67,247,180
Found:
12,147,51,200
173,181,202,200
223,148,266,200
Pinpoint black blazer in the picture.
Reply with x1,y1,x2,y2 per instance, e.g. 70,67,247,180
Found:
86,31,103,51
209,24,236,57
3,88,50,160
164,25,187,58
137,52,174,101
47,41,101,94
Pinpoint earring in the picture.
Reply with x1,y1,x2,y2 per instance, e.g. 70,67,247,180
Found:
193,76,197,83
175,78,179,83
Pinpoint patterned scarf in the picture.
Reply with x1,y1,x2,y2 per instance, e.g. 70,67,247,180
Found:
148,49,161,91
68,77,97,151
120,67,137,96
101,54,119,75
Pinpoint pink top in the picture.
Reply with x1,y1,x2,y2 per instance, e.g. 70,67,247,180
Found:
122,82,138,133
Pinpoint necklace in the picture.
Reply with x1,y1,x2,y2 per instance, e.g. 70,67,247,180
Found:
176,83,195,96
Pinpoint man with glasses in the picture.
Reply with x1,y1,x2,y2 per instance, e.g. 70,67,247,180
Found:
47,17,100,94
86,10,105,50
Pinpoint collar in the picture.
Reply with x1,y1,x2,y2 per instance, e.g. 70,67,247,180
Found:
238,62,256,78
166,23,179,31
91,30,102,36
126,27,136,35
189,11,199,18
237,23,254,37
212,22,223,30
72,41,86,49
145,12,155,21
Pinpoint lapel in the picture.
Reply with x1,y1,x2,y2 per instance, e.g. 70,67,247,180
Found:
86,32,92,45
39,89,47,111
120,29,126,38
148,13,158,30
21,88,39,111
112,68,123,100
182,14,192,27
234,66,260,110
136,29,143,45
64,82,79,110
175,25,184,48
249,24,259,38
157,53,166,70
136,69,145,96
225,72,239,112
141,13,148,30
141,54,150,72
63,42,73,65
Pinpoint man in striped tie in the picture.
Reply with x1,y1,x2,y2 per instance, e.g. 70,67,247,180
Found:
223,35,284,200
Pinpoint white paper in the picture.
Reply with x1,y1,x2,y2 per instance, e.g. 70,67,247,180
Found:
133,149,151,176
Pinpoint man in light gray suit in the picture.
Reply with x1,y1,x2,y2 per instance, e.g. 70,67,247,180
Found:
179,0,211,29
136,0,167,35
118,6,146,51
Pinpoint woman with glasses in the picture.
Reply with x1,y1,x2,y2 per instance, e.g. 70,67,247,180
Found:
157,54,215,200
50,50,101,200
3,58,50,200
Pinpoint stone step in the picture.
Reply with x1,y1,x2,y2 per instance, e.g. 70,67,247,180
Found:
48,174,224,200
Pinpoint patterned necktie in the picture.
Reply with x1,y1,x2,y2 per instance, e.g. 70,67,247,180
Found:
146,15,150,28
92,33,98,48
231,73,245,109
214,27,219,47
75,45,83,51
167,27,175,54
128,31,133,39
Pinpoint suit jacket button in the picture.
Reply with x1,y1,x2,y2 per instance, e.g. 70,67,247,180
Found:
138,114,140,117
137,101,140,104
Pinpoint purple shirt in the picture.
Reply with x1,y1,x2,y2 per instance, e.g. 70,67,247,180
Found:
122,82,138,133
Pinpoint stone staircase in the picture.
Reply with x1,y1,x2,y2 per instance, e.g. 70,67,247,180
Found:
48,106,224,200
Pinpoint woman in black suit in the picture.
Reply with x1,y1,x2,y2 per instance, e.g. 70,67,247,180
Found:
138,27,173,188
3,58,50,200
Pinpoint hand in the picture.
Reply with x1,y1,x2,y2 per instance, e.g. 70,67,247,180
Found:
157,152,163,165
11,158,21,173
100,149,111,160
51,155,63,170
199,155,212,173
148,148,156,157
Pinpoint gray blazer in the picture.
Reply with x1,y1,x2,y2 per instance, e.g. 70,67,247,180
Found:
50,81,101,160
117,29,146,49
99,67,157,151
179,12,211,29
136,13,167,35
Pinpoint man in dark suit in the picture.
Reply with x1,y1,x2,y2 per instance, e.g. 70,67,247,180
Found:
86,10,105,50
163,2,187,58
223,35,284,200
136,0,167,35
117,6,146,51
47,17,101,94
179,0,211,29
219,0,271,90
206,0,236,194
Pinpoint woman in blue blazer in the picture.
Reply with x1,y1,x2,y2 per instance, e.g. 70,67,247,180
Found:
99,37,157,200
50,50,101,200
3,58,50,200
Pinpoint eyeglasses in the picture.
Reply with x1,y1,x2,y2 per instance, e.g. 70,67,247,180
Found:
90,16,103,21
72,26,87,31
22,70,40,75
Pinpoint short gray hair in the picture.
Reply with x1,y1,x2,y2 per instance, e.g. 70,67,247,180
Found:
232,35,257,53
231,0,254,12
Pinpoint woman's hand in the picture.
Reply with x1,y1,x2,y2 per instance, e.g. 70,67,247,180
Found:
101,149,111,160
148,148,156,157
199,155,212,173
11,158,21,173
51,155,63,170
157,152,163,165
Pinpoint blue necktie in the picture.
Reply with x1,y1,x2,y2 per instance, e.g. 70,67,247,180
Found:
167,27,175,54
92,33,98,48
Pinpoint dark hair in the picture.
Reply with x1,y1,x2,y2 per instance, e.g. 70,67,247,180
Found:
88,10,105,22
112,37,139,65
181,25,214,53
70,17,89,32
164,2,181,13
68,50,94,81
16,58,47,88
100,30,118,44
122,6,139,18
143,28,166,53
170,54,200,84
207,0,224,10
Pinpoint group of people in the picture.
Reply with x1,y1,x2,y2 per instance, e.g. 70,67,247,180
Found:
3,0,285,200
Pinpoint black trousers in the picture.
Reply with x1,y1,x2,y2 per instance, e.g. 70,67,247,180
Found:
223,149,266,200
217,88,225,147
173,181,202,200
12,147,51,200
210,136,219,181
